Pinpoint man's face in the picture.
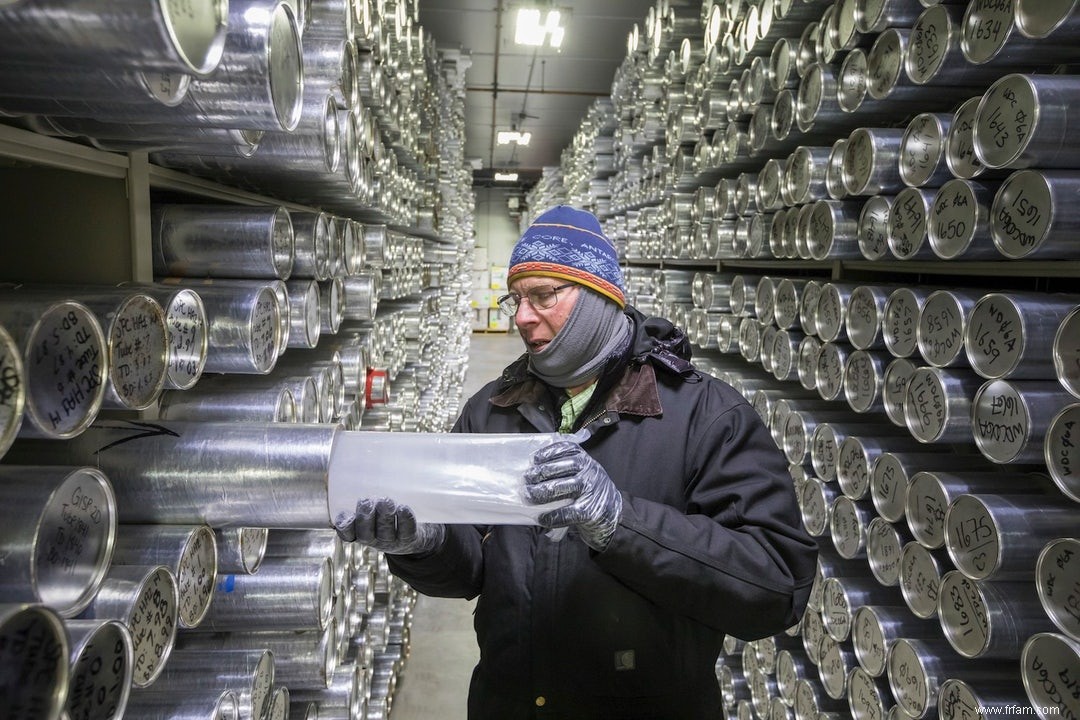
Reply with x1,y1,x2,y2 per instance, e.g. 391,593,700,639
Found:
508,277,580,353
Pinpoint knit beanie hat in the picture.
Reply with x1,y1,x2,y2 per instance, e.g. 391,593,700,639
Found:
508,205,625,307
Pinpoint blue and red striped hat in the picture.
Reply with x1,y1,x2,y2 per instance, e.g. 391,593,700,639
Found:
507,205,625,307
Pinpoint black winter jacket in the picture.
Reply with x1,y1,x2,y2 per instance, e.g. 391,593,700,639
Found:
388,308,817,719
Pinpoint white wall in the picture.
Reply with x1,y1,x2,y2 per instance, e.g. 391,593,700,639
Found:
472,187,521,267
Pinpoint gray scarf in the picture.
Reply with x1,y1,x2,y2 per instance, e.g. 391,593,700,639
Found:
527,288,632,388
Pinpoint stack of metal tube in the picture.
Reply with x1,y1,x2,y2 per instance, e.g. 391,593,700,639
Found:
525,1,1080,719
0,1,481,718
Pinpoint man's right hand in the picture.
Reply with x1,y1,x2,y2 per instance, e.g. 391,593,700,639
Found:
334,497,445,555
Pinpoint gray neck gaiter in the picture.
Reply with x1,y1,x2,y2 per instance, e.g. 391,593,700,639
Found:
527,288,632,388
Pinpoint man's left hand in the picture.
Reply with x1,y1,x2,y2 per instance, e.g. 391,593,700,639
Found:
524,440,623,551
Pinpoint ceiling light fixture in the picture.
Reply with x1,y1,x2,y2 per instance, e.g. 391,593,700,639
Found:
515,7,564,49
496,130,532,146
494,172,520,182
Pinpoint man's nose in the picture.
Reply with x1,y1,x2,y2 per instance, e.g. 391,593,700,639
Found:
514,298,541,325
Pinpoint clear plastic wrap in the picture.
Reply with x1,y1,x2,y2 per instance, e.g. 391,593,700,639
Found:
327,431,569,525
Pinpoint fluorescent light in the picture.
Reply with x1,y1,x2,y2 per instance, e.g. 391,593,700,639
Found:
515,6,565,48
496,130,532,146
494,172,519,181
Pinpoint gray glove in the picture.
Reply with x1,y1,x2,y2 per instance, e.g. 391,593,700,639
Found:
523,440,623,551
334,497,445,555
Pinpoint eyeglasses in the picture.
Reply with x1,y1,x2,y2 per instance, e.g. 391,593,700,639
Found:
497,283,576,317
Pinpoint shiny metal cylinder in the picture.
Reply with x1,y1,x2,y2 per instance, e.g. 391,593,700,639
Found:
214,527,268,575
185,281,282,374
900,541,948,619
963,292,1077,379
991,169,1080,260
158,383,296,423
818,634,859,701
0,466,115,617
883,357,918,428
152,204,294,280
110,524,217,629
829,494,878,560
0,0,227,76
185,0,303,131
1056,308,1080,401
3,421,338,528
938,677,1032,720
817,342,854,402
837,434,927,501
822,575,899,643
0,298,107,439
290,211,333,281
772,329,805,383
80,564,178,688
973,380,1075,463
843,127,906,197
975,74,1080,170
887,637,1014,719
946,95,999,180
945,492,1079,580
867,514,914,586
900,113,954,188
198,557,332,632
858,195,894,261
1021,632,1080,720
883,288,932,360
0,603,69,720
774,279,808,331
148,647,275,720
905,470,1030,551
813,421,904,482
123,685,239,720
927,178,1000,260
0,321,25,456
798,335,824,391
801,478,842,539
939,570,1054,658
777,648,814,705
64,619,133,720
1014,0,1080,38
917,289,983,368
123,284,209,391
827,138,850,200
888,187,937,260
808,200,863,260
788,146,832,206
1036,538,1080,641
817,283,860,344
872,450,978,523
846,286,892,352
905,367,984,443
285,279,322,349
906,5,996,86
847,665,893,720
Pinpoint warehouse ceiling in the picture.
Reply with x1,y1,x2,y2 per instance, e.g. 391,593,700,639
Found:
417,0,660,189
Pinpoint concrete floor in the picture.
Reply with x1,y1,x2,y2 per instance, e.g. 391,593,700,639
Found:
389,329,525,720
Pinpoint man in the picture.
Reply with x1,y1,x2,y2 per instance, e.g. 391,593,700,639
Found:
337,205,817,719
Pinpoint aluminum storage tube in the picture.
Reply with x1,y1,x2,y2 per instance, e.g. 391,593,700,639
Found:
939,571,1054,659
872,450,969,523
946,96,999,180
819,635,858,702
945,492,1080,581
917,289,984,368
197,557,333,632
858,195,893,261
185,0,303,132
0,0,227,76
798,336,824,391
152,204,295,280
215,527,269,575
3,421,338,528
807,200,863,260
883,288,932,360
80,564,178,688
900,542,948,619
843,128,906,197
1015,0,1080,39
904,470,1033,551
867,515,914,586
188,282,282,374
123,684,239,720
158,384,296,423
847,665,892,720
887,637,1015,719
285,279,322,349
927,178,1001,260
774,279,808,331
846,286,892,352
122,284,209,391
801,478,842,539
965,292,1080,379
837,434,928,501
991,170,1080,260
63,619,133,720
0,299,107,439
852,604,938,678
0,466,116,617
904,367,984,443
110,525,217,630
972,380,1075,463
887,187,937,260
291,211,333,281
148,648,275,720
900,113,954,188
939,678,1033,720
906,5,1002,86
882,358,917,427
777,649,815,705
826,138,850,200
829,495,877,560
813,421,906,482
264,528,346,588
975,74,1080,170
1036,538,1080,641
821,576,899,643
0,322,25,456
1022,632,1080,720
1047,402,1080,501
0,603,69,720
788,146,832,205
